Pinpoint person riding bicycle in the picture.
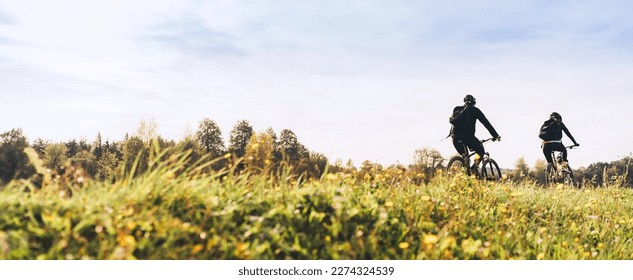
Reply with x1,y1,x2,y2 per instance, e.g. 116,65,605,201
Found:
449,94,501,172
539,112,579,169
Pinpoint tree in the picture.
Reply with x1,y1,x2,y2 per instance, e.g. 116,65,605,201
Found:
278,129,308,164
120,120,172,175
78,137,91,153
195,118,225,158
32,138,49,158
244,132,275,174
578,157,633,187
44,143,68,170
153,136,175,150
358,160,383,181
70,150,98,178
228,120,253,159
136,118,157,143
346,159,357,173
121,136,149,175
96,151,119,182
92,133,103,160
264,127,280,164
0,128,34,182
94,138,122,179
175,136,204,171
103,139,123,160
513,157,530,181
531,159,547,185
305,152,328,179
264,127,279,151
65,139,79,158
329,158,356,174
411,147,444,179
329,159,344,174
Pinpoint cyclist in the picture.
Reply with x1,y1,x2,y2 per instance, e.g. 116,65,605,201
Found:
539,112,579,169
449,94,501,172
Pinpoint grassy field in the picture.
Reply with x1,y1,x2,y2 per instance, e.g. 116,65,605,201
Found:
1,150,633,260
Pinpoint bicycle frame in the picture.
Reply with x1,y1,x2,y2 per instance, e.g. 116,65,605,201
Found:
550,152,564,172
549,145,578,169
448,137,500,180
546,144,578,185
459,138,494,167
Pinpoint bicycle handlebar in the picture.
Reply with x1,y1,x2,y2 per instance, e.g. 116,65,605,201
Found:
481,137,499,143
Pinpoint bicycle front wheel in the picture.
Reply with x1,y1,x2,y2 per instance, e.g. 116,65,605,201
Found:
480,158,501,181
447,156,470,176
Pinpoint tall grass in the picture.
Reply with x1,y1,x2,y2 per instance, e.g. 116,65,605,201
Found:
1,148,633,259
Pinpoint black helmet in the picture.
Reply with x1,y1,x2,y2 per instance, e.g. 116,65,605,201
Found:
550,112,562,121
464,94,476,105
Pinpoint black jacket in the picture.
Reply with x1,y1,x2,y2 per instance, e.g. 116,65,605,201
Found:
542,119,578,144
450,105,499,138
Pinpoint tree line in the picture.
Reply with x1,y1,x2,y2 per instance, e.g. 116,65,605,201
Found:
0,118,328,186
0,118,631,188
503,156,633,187
0,117,450,187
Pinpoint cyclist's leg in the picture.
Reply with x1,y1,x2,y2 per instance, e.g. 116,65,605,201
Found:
466,136,484,157
542,143,555,165
549,142,568,166
465,135,484,169
556,143,568,162
449,136,470,175
547,142,566,156
452,137,467,155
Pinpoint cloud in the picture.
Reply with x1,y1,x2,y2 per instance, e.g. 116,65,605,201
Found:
396,1,633,62
0,37,17,45
140,15,245,58
0,9,21,45
0,9,15,25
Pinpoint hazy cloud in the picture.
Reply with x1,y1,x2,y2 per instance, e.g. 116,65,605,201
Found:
141,15,245,58
0,9,15,25
0,9,20,45
0,36,16,45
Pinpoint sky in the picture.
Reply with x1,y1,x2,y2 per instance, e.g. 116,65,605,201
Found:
1,0,633,169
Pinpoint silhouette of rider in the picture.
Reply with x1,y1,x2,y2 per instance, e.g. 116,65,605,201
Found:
449,94,501,171
540,112,579,169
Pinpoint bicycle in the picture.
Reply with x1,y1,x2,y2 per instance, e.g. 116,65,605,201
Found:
446,138,502,181
545,144,579,187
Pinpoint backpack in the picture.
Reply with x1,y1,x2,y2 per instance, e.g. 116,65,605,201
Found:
538,120,558,141
447,106,466,138
449,106,466,126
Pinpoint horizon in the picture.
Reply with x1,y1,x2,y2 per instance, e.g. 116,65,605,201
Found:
2,117,627,170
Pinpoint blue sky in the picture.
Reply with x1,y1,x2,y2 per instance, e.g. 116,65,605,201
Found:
1,0,633,169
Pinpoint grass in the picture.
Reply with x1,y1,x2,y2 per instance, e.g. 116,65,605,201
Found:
1,150,633,260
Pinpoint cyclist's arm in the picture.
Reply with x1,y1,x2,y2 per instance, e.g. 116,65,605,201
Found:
561,123,578,145
476,108,500,139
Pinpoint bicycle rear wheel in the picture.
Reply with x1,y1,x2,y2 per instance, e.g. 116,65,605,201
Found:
480,158,501,181
562,168,576,187
447,156,470,176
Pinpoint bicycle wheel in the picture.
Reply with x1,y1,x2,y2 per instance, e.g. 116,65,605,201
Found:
480,158,501,181
562,168,575,187
447,156,470,176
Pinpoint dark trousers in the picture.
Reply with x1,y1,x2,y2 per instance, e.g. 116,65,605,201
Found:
542,142,567,164
452,135,485,158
